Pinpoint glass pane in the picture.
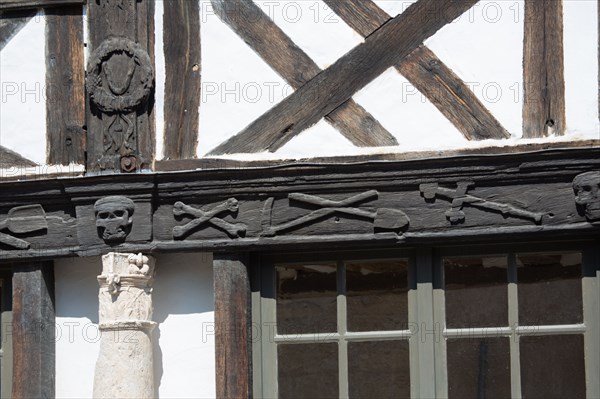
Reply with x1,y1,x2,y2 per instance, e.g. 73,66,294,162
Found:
348,340,410,399
278,343,338,399
520,335,585,399
276,263,337,334
444,257,508,328
346,260,409,331
447,338,511,399
518,253,582,325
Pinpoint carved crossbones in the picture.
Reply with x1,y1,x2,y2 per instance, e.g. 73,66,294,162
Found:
419,181,545,224
173,199,247,239
261,190,409,236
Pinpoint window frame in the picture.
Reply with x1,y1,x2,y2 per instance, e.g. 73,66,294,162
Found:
251,240,600,398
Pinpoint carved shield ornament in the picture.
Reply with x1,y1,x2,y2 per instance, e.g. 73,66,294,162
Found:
86,37,154,113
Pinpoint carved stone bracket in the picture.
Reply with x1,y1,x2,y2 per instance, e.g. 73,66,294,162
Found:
0,205,47,249
261,190,410,236
173,198,247,239
94,252,156,398
573,171,600,222
420,181,546,224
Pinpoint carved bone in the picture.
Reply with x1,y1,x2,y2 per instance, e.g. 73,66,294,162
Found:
173,199,247,239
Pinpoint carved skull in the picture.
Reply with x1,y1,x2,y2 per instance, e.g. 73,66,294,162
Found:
573,171,600,222
94,196,135,243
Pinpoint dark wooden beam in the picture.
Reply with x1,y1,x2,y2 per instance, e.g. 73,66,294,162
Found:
0,146,599,261
323,0,509,141
523,0,566,138
208,0,478,155
0,0,84,11
11,261,54,399
0,145,37,168
86,0,155,172
156,139,600,172
210,0,397,150
0,9,36,51
45,6,86,165
163,0,201,160
214,253,251,399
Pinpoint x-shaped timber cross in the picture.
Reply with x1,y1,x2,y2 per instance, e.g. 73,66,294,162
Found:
210,0,508,155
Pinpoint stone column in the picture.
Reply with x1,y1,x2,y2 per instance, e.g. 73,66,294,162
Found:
93,253,156,398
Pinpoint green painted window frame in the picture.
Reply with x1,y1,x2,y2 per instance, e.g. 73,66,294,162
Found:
251,241,600,398
0,272,13,399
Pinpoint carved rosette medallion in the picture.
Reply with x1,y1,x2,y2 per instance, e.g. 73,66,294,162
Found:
86,37,154,172
573,171,600,222
94,253,156,398
86,37,153,113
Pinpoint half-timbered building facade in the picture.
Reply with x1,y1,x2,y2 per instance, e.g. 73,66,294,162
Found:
0,0,599,397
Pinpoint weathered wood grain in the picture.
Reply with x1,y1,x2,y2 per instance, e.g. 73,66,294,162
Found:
0,0,84,11
0,9,36,51
45,6,85,165
214,253,251,399
209,0,478,155
323,0,509,141
523,0,566,137
0,145,36,168
86,0,155,172
0,146,599,260
210,0,396,151
163,0,201,159
11,261,54,399
136,0,155,169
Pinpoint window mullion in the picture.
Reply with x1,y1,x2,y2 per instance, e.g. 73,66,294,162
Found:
432,251,448,398
337,261,349,399
508,253,522,399
414,248,437,398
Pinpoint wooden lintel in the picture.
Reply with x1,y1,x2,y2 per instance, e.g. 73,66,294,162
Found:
0,147,598,262
523,0,566,138
208,0,478,155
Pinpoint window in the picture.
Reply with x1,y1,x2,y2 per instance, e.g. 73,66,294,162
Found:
0,272,12,398
252,244,600,398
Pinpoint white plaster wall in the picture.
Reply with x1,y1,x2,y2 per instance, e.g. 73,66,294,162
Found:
0,11,47,165
55,252,215,398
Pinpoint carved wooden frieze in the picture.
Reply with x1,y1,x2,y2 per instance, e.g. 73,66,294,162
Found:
419,181,546,225
573,171,600,223
173,199,247,239
1,149,599,260
0,205,48,249
261,190,410,237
